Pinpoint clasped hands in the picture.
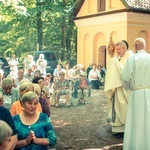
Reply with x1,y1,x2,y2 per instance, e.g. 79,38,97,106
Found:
26,130,38,145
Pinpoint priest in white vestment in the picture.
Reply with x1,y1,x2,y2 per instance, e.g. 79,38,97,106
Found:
104,40,134,138
122,37,150,150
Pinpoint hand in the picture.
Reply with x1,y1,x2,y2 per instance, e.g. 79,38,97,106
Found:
30,131,38,144
26,131,35,145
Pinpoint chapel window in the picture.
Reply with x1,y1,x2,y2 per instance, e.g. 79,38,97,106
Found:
97,0,106,12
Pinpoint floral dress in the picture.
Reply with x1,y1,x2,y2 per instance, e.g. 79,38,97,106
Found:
54,78,70,96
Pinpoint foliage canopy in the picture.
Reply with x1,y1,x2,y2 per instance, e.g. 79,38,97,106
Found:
0,0,78,62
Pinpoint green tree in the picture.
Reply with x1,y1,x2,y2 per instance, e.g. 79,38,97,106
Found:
0,0,78,62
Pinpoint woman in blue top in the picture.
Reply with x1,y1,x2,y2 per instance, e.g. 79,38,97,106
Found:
13,91,56,150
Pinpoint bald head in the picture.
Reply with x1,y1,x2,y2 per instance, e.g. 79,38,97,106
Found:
134,37,145,52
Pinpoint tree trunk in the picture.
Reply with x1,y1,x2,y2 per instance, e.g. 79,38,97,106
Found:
37,0,43,51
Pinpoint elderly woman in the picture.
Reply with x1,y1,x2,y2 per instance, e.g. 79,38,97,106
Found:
0,120,13,150
0,78,19,109
73,71,91,104
13,91,56,149
53,71,70,107
10,82,42,116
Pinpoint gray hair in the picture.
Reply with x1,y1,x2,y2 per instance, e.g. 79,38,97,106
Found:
2,78,13,88
116,41,127,50
0,120,12,144
21,91,39,104
134,37,146,47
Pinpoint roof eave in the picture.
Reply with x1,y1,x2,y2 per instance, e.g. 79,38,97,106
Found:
129,7,150,13
73,0,85,17
120,0,150,13
120,0,130,10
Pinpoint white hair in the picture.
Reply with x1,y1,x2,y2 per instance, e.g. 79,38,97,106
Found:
134,37,146,47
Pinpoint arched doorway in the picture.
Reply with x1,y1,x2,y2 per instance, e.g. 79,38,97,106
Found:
98,46,106,67
93,32,106,66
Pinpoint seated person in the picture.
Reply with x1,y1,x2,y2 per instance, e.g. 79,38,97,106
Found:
44,73,52,88
24,67,34,82
33,70,41,79
73,71,91,104
53,71,70,107
15,69,25,89
0,120,14,150
33,83,50,117
0,78,19,109
0,92,4,106
13,91,57,149
32,76,51,107
0,70,4,86
10,82,42,116
0,106,18,150
53,64,65,78
88,64,101,89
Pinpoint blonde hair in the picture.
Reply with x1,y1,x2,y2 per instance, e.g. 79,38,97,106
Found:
19,79,30,85
19,82,34,97
21,91,39,104
33,83,41,96
0,120,12,144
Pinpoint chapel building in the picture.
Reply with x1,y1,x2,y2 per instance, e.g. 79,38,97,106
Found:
73,0,150,68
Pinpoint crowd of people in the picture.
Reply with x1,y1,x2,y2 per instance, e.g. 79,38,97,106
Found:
0,52,106,149
2,37,148,149
0,53,57,149
0,53,105,109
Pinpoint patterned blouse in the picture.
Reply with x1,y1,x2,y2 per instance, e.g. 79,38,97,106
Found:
13,113,57,150
54,78,69,87
54,78,70,95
